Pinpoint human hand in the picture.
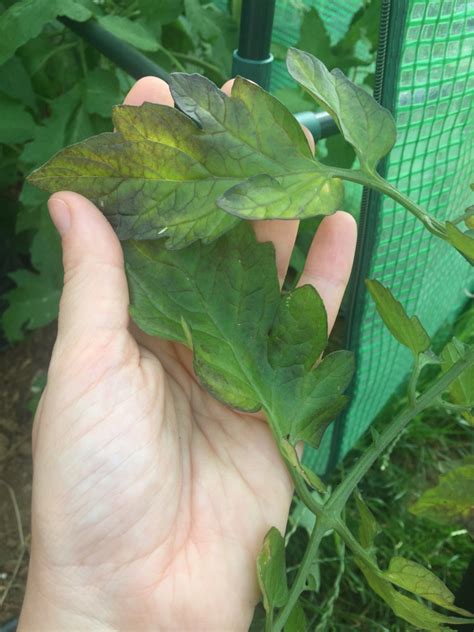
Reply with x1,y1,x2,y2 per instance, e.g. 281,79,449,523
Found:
19,77,357,631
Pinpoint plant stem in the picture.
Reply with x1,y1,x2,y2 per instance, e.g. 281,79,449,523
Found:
407,354,420,407
268,348,474,631
328,344,474,512
327,166,446,238
273,515,331,632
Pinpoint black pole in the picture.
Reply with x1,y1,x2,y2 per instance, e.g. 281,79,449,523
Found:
232,0,275,89
58,16,170,82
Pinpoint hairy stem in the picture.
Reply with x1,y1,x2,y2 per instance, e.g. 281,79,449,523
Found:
407,354,420,407
272,346,474,631
328,344,474,512
273,515,330,632
327,167,446,238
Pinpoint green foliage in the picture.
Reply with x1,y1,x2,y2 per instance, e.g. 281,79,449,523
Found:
410,460,474,537
257,527,288,614
124,223,353,447
0,0,238,342
440,337,474,423
287,47,396,174
28,74,342,247
0,0,91,65
366,279,431,358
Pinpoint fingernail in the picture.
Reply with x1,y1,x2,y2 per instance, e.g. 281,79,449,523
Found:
48,197,71,236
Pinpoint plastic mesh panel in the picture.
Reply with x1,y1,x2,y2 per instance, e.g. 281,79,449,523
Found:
308,0,473,473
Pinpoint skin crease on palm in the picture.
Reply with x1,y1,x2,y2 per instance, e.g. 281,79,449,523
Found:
18,77,357,632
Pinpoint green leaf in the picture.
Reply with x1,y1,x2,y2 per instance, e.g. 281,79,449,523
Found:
296,7,337,70
410,462,474,536
355,558,474,631
440,338,474,422
286,47,396,173
2,269,61,342
384,557,473,617
354,490,379,552
0,57,36,109
366,279,430,356
0,0,91,65
0,95,36,144
124,223,353,447
84,68,122,118
20,86,82,167
445,221,474,265
96,16,160,52
29,73,343,248
139,0,183,24
284,599,307,632
257,527,288,612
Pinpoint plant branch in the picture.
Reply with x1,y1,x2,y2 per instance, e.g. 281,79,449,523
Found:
407,354,420,407
328,344,474,512
273,515,331,632
327,166,446,238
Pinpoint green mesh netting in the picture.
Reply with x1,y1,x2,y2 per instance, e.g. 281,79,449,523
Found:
216,0,473,472
309,0,473,473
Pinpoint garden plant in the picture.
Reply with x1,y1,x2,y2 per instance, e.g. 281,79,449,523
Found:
25,44,474,631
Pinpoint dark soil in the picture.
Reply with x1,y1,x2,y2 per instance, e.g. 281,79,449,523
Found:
0,324,56,624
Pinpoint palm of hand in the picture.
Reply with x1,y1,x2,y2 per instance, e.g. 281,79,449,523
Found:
33,330,291,631
24,77,356,632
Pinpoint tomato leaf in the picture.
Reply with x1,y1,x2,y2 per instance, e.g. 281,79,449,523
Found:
410,461,474,536
440,338,474,422
0,0,91,65
354,490,379,553
28,73,343,248
284,599,307,632
287,47,396,173
384,557,473,617
445,222,474,265
257,527,288,613
124,223,353,447
366,279,430,357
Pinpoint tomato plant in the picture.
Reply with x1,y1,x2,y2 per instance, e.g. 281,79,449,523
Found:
28,48,474,630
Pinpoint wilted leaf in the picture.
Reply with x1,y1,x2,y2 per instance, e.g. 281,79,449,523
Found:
0,0,91,65
384,557,472,617
29,73,342,248
125,223,353,447
287,47,396,173
410,462,474,536
257,527,288,612
366,279,430,356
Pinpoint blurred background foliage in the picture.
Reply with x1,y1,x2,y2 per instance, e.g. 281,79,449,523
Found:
0,0,380,344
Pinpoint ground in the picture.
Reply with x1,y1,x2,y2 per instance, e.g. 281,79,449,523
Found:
0,325,56,624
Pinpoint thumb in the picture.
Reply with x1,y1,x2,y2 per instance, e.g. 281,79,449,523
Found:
49,192,130,338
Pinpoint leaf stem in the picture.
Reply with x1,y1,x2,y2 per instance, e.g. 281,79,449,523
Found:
327,167,446,238
272,515,331,632
407,354,420,408
327,344,474,512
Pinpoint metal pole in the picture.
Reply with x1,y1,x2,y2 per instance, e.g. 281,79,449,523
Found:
232,0,275,89
58,16,170,82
